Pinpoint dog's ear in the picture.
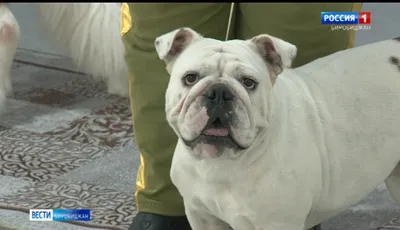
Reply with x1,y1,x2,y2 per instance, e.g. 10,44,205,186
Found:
247,34,297,76
155,28,202,68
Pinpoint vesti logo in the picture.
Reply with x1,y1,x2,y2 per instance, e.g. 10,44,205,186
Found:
30,209,53,221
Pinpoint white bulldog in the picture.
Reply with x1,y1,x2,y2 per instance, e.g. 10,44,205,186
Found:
155,27,400,230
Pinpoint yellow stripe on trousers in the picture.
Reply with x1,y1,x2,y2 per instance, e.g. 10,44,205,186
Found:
119,2,362,208
120,3,145,207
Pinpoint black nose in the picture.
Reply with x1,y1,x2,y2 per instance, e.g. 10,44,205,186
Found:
205,83,234,105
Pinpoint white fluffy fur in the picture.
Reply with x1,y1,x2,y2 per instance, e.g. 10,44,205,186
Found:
0,3,128,114
37,3,128,96
0,4,19,113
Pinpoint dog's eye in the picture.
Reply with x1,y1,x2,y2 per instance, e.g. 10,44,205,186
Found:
241,77,257,90
183,73,199,86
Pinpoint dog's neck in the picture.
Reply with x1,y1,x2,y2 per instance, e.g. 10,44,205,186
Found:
239,90,280,166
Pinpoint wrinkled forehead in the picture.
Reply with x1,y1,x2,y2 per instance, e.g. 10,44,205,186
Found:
172,38,266,76
183,39,256,60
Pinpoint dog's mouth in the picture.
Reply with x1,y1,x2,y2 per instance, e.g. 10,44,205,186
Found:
203,117,229,137
183,117,246,150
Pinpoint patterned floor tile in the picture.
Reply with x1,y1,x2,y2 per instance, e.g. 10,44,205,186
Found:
14,77,107,108
45,98,133,149
378,219,400,229
16,88,79,107
11,62,21,70
0,128,108,182
1,49,137,230
0,99,90,133
54,141,138,194
58,78,108,99
0,176,34,197
0,181,136,230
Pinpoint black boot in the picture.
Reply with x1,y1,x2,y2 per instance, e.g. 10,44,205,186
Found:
310,224,322,230
129,212,191,230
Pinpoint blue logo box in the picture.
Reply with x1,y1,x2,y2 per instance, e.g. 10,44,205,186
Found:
53,209,91,221
321,12,358,25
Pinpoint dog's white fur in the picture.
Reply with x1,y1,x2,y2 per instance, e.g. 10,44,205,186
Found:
37,3,128,96
156,28,400,230
0,4,19,112
0,3,127,113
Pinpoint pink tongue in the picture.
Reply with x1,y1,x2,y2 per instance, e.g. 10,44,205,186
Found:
204,128,229,137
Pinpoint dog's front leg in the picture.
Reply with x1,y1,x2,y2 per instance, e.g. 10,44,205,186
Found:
0,4,20,111
229,216,305,230
254,223,304,230
231,221,305,230
185,207,231,230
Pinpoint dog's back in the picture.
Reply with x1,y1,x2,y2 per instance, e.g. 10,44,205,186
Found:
292,37,400,224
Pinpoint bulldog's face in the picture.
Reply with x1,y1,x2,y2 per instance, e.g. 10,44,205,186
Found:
155,28,297,158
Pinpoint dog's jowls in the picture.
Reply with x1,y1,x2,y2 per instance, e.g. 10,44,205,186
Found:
155,27,400,230
37,3,128,96
0,4,19,112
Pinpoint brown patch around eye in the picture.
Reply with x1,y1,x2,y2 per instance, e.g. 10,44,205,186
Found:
389,56,400,71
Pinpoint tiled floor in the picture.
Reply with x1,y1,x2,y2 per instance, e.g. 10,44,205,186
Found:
0,49,137,230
